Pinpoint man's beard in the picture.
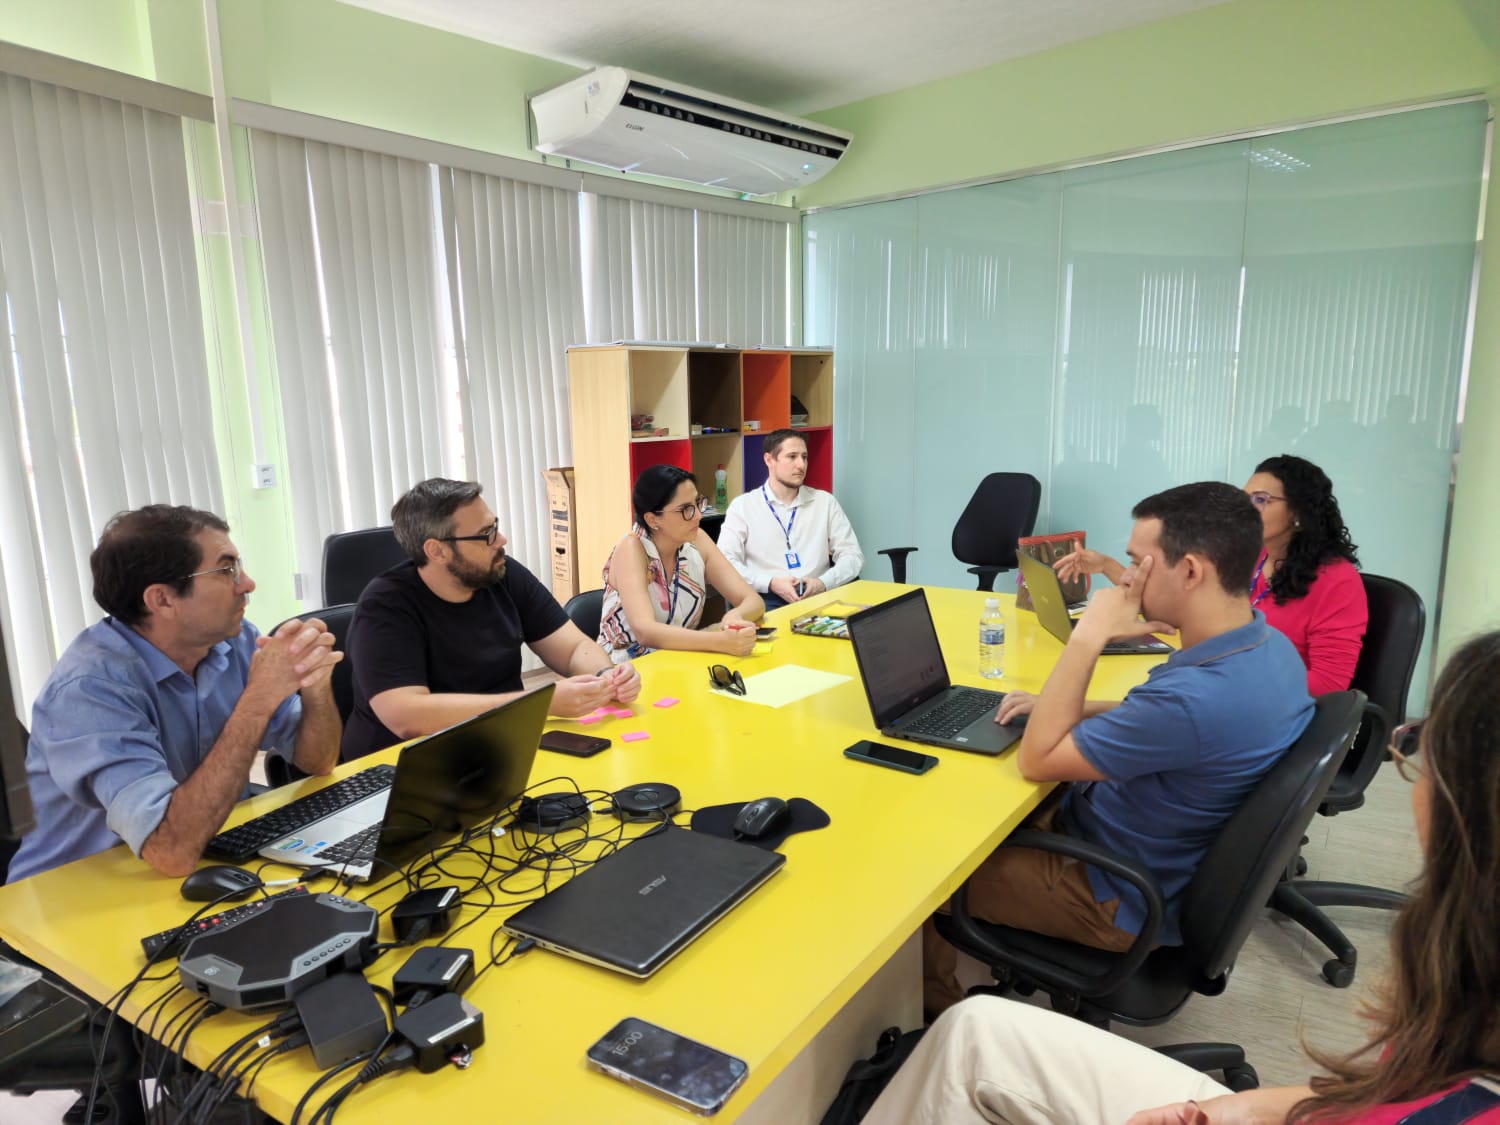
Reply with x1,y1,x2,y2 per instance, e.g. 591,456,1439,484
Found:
447,552,506,589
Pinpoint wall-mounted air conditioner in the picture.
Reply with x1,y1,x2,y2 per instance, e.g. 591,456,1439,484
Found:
529,67,852,196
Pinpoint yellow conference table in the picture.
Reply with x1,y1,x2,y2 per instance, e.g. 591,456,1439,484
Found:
0,582,1164,1124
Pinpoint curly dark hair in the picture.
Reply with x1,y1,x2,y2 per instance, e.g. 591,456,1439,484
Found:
1254,454,1359,603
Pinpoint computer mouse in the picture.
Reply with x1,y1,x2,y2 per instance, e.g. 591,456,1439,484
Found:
734,796,790,840
179,864,262,902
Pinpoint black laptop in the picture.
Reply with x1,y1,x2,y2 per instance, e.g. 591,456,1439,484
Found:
258,686,553,880
502,827,785,978
845,588,1022,755
1017,552,1172,655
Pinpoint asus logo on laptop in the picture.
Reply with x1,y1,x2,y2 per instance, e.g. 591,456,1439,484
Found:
638,875,667,896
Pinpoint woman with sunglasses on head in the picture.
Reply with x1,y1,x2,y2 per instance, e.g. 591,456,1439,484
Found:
864,632,1500,1125
1056,455,1367,693
598,464,764,662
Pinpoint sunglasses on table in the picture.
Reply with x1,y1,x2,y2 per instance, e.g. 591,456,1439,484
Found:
1388,719,1424,782
707,664,746,696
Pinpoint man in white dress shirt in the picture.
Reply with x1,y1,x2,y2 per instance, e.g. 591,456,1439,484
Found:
718,429,865,610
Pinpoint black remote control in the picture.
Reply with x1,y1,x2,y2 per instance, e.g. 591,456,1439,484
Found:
140,886,309,962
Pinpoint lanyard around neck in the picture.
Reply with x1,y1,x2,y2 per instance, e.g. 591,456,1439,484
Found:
1250,552,1271,609
761,485,798,549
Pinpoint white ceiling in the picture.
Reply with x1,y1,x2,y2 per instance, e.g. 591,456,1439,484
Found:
336,0,1234,114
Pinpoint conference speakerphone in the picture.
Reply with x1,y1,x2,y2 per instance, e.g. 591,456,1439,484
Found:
177,892,378,1011
141,886,309,962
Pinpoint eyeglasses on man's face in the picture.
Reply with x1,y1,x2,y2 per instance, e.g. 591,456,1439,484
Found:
707,664,746,696
660,496,707,522
186,557,245,586
1388,719,1424,783
444,522,501,546
1246,491,1286,510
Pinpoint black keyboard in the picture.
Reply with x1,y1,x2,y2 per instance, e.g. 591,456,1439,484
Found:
205,765,396,861
904,688,1002,738
313,824,381,866
140,887,309,962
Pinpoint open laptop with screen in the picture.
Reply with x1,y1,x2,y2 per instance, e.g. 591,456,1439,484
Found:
845,588,1022,755
257,685,552,881
502,826,785,978
1017,552,1172,655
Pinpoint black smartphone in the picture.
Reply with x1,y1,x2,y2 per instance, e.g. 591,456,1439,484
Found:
843,740,938,775
586,1016,748,1115
538,731,611,757
755,626,777,639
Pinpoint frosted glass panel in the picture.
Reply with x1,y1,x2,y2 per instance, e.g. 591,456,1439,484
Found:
804,102,1485,700
1052,144,1249,566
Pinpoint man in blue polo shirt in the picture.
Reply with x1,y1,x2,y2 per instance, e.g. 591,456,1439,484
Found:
924,481,1313,1016
8,505,343,881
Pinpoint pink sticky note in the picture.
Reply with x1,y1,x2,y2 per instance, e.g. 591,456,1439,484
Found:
577,714,603,725
607,707,633,718
621,731,651,743
653,697,680,709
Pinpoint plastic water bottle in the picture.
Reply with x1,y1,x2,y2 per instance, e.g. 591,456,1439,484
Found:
714,464,728,511
979,598,1005,680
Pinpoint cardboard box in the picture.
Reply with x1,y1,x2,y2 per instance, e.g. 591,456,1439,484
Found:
544,467,579,602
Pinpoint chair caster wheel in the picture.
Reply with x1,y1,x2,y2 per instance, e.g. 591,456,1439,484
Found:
1322,959,1355,988
1223,1064,1259,1092
1294,856,1308,876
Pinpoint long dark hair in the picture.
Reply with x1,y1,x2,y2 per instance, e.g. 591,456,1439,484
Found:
631,464,697,530
1255,455,1359,603
1292,631,1500,1121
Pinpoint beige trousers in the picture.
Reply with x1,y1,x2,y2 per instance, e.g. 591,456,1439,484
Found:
862,996,1230,1125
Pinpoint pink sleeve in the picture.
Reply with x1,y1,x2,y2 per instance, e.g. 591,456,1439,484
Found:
1304,562,1369,695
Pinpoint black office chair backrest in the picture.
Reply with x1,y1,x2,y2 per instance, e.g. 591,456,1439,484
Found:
1337,574,1425,796
951,473,1041,571
273,604,358,725
0,718,25,883
564,589,605,644
1178,690,1364,981
321,527,407,606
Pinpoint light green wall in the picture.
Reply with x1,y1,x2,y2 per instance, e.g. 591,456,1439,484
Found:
801,0,1500,674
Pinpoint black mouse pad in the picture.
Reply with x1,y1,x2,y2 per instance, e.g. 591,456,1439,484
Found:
689,798,830,851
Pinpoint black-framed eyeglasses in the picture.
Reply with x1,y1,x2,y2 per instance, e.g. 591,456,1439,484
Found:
707,664,746,696
1388,719,1424,783
444,522,500,546
1246,491,1286,510
658,496,707,522
185,557,245,585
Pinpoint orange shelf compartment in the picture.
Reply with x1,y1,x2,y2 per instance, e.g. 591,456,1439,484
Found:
741,353,791,432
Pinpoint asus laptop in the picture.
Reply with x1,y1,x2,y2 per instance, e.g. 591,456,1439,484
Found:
502,826,785,978
256,685,553,880
1017,552,1172,655
845,588,1022,755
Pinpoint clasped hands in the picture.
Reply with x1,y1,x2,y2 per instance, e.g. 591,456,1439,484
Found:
250,617,343,698
552,662,642,717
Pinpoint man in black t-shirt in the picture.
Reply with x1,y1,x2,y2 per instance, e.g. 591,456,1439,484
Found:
342,478,641,760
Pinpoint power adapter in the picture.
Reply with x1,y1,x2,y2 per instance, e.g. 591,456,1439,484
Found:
391,886,460,944
392,946,475,1009
393,992,484,1073
294,971,389,1069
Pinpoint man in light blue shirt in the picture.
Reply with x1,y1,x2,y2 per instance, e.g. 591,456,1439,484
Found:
924,482,1314,1016
8,506,344,881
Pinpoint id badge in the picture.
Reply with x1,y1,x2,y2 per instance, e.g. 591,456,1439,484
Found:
785,551,802,570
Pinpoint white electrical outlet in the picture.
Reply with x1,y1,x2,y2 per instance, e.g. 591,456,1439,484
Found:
251,463,277,490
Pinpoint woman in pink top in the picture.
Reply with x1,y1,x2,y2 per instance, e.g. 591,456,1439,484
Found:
1057,456,1368,693
1245,455,1367,694
862,631,1500,1125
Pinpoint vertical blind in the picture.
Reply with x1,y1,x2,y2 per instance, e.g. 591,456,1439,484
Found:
0,73,220,709
580,193,697,343
697,210,791,344
804,101,1488,698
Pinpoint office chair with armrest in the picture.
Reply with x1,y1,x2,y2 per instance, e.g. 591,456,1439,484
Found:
564,589,605,644
936,691,1364,1089
879,472,1041,589
321,527,406,606
1269,573,1424,987
263,603,358,790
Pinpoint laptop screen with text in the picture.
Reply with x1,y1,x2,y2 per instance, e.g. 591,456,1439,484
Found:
849,590,951,728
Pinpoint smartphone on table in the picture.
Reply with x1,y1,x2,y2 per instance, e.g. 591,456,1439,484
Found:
755,627,777,639
538,731,611,757
586,1016,748,1115
843,740,939,775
